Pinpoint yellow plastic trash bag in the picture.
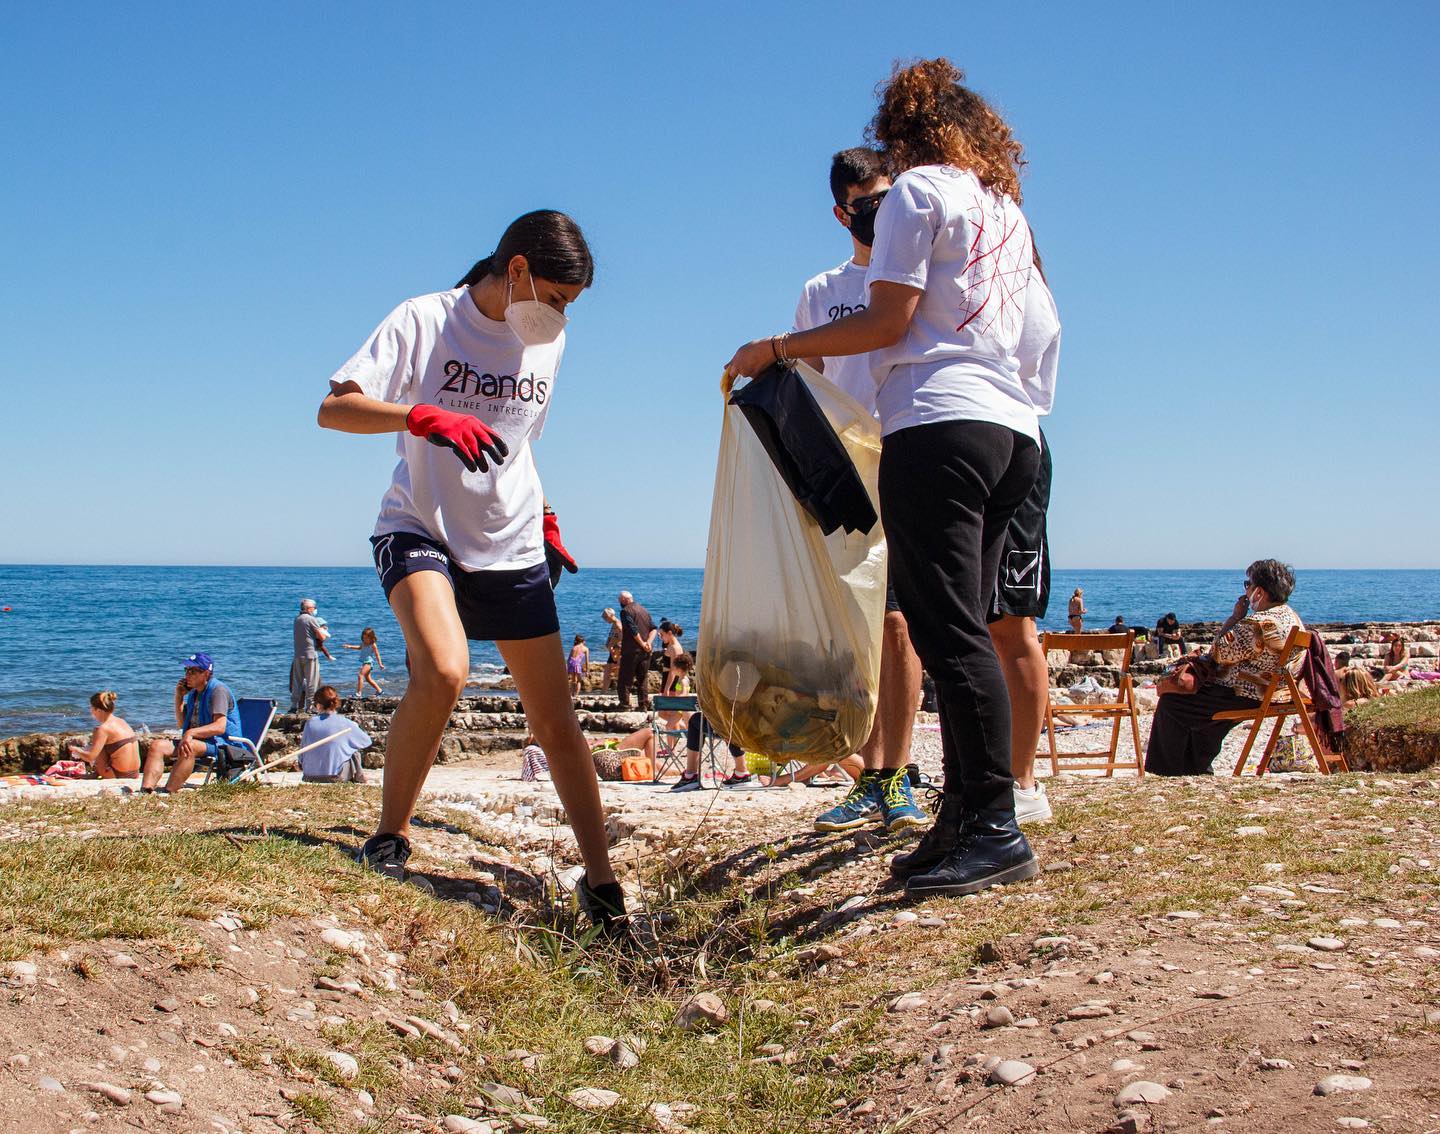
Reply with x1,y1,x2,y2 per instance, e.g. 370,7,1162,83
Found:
697,363,886,761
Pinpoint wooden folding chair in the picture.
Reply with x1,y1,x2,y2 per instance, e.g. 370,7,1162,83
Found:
1216,627,1350,776
1040,630,1143,777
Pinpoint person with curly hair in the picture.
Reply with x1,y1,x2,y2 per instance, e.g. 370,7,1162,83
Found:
726,58,1060,898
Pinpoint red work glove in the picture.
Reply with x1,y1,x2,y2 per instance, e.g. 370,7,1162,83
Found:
543,507,578,587
406,404,509,473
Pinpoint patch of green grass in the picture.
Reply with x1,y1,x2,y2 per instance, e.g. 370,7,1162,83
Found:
1348,684,1440,731
0,833,337,958
287,1092,336,1125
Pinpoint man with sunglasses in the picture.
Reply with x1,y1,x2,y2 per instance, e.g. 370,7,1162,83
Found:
792,147,927,836
139,652,244,793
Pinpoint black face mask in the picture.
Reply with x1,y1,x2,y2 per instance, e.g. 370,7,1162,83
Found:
844,190,887,248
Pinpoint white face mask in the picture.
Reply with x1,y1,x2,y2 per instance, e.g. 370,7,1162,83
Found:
504,273,568,346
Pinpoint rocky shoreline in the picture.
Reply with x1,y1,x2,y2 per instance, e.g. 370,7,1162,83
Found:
3,620,1435,776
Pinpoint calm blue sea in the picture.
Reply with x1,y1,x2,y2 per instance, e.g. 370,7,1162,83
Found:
0,565,1436,738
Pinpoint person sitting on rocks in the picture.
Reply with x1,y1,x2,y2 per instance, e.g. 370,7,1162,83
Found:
300,686,372,782
142,653,244,793
519,732,550,781
67,691,139,779
1153,612,1185,656
1145,559,1307,776
1380,632,1410,683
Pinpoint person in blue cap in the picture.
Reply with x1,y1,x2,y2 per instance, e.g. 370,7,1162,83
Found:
140,652,243,794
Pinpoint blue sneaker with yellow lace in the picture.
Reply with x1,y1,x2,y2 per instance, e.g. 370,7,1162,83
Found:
878,768,927,832
813,770,881,832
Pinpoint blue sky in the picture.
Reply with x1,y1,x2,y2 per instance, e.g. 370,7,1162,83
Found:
1,2,1435,569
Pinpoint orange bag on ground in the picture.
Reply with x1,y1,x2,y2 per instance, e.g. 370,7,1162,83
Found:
618,749,653,782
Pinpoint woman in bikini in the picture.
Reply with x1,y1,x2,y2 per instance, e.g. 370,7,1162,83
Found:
68,690,140,778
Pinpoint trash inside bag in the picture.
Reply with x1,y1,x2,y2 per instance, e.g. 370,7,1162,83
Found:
698,363,886,761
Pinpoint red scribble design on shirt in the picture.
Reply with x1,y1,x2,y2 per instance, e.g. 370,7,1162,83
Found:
955,204,1031,336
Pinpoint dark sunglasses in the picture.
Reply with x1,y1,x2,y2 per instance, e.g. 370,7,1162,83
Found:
842,190,888,215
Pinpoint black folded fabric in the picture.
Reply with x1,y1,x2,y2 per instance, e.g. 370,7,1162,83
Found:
729,364,878,536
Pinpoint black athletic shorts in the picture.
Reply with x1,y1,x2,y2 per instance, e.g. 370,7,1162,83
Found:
370,531,560,642
987,429,1052,623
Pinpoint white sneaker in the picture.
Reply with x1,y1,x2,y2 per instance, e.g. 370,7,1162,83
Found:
1013,781,1053,824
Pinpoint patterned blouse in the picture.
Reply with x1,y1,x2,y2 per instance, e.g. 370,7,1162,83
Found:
1212,603,1305,695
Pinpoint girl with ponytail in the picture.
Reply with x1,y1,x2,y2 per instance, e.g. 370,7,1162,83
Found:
318,210,625,933
726,59,1062,900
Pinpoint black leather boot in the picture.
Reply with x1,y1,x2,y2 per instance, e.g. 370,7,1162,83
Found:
889,794,967,881
905,805,1038,895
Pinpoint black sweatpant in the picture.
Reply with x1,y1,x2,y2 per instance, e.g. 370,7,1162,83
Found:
617,650,650,709
1144,683,1260,775
880,420,1040,814
686,713,744,760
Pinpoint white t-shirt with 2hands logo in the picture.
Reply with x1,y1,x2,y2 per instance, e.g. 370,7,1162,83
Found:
866,165,1056,442
791,259,877,414
329,288,560,571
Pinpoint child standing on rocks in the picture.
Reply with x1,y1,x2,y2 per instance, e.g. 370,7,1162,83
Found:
344,627,385,699
567,635,590,696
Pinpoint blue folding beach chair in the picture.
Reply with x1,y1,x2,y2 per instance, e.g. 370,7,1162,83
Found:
201,697,277,785
649,694,731,786
649,694,695,783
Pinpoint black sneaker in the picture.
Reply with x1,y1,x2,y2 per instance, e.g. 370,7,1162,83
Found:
669,772,702,793
356,832,412,882
576,875,628,936
889,793,966,881
906,806,1039,896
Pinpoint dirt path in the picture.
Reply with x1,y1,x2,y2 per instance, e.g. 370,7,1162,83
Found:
2,761,1438,1133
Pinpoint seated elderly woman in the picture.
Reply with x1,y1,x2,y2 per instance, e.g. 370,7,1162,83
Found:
1144,559,1306,776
